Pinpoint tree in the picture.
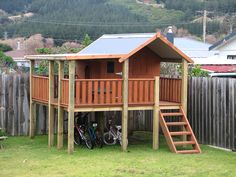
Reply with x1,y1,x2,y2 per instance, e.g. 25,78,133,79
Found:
189,65,209,77
0,43,13,52
82,34,92,47
0,51,17,69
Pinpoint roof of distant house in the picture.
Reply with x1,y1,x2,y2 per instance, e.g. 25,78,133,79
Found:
201,65,236,73
209,31,236,51
5,50,26,60
174,38,211,58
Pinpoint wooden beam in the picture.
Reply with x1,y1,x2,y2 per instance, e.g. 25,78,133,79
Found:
29,60,36,138
48,61,55,148
97,112,104,137
153,76,160,150
68,61,75,154
121,59,129,151
181,59,188,112
57,61,64,149
181,59,188,142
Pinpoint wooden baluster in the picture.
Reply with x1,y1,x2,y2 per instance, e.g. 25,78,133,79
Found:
139,80,144,103
76,81,81,105
133,81,138,104
82,81,86,104
128,80,133,104
100,81,104,104
112,81,116,104
144,80,149,103
117,80,122,104
94,81,98,104
88,81,92,105
106,81,110,104
150,80,154,103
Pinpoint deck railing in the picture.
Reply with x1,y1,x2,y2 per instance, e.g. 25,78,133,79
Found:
61,79,69,106
74,79,123,107
128,79,155,105
160,77,182,103
32,75,182,106
32,75,49,103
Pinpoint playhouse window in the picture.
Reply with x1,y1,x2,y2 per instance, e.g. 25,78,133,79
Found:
107,61,115,73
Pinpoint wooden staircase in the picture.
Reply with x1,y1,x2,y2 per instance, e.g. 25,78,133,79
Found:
159,106,201,154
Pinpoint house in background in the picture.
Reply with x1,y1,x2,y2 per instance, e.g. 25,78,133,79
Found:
167,28,236,77
4,41,30,68
201,31,236,77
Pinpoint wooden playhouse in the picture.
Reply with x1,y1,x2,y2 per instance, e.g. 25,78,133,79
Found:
26,32,201,154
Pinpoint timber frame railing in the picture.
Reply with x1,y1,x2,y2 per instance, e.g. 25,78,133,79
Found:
31,75,182,107
160,77,182,103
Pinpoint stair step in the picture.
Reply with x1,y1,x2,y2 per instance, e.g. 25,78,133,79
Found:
170,131,192,136
162,112,183,116
166,122,187,126
174,141,195,146
176,149,200,154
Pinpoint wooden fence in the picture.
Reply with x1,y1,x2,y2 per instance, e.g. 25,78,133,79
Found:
130,77,236,150
0,74,52,136
0,74,30,135
0,74,235,150
187,77,236,150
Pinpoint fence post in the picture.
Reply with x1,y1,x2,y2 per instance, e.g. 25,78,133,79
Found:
181,59,188,142
57,61,64,149
68,61,75,154
122,59,129,151
153,76,160,150
29,60,36,138
48,61,55,148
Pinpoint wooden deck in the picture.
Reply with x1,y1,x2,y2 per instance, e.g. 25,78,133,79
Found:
32,75,182,111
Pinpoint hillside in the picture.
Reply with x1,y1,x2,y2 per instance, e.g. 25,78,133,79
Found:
0,0,235,43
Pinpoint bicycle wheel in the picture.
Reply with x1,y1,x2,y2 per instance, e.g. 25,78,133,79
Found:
84,132,94,149
103,132,116,145
74,129,81,145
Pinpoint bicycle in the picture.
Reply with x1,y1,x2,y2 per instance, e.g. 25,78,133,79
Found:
103,119,128,146
74,113,94,149
88,122,103,148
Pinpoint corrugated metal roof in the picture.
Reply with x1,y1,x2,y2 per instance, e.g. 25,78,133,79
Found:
174,38,211,58
201,65,236,73
79,33,155,55
209,31,236,51
79,33,211,59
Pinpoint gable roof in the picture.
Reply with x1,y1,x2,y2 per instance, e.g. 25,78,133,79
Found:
79,33,154,56
77,32,193,63
26,32,193,63
209,31,236,51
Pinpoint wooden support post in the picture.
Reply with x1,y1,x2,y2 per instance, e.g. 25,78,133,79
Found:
29,60,36,138
97,112,104,137
57,61,64,149
48,61,55,148
153,76,160,150
181,59,188,142
68,61,75,154
122,59,129,151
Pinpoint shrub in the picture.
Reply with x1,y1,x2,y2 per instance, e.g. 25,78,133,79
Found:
0,51,17,69
0,129,6,136
0,43,13,52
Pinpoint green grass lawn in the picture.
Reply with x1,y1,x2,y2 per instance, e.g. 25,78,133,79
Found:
0,132,235,177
